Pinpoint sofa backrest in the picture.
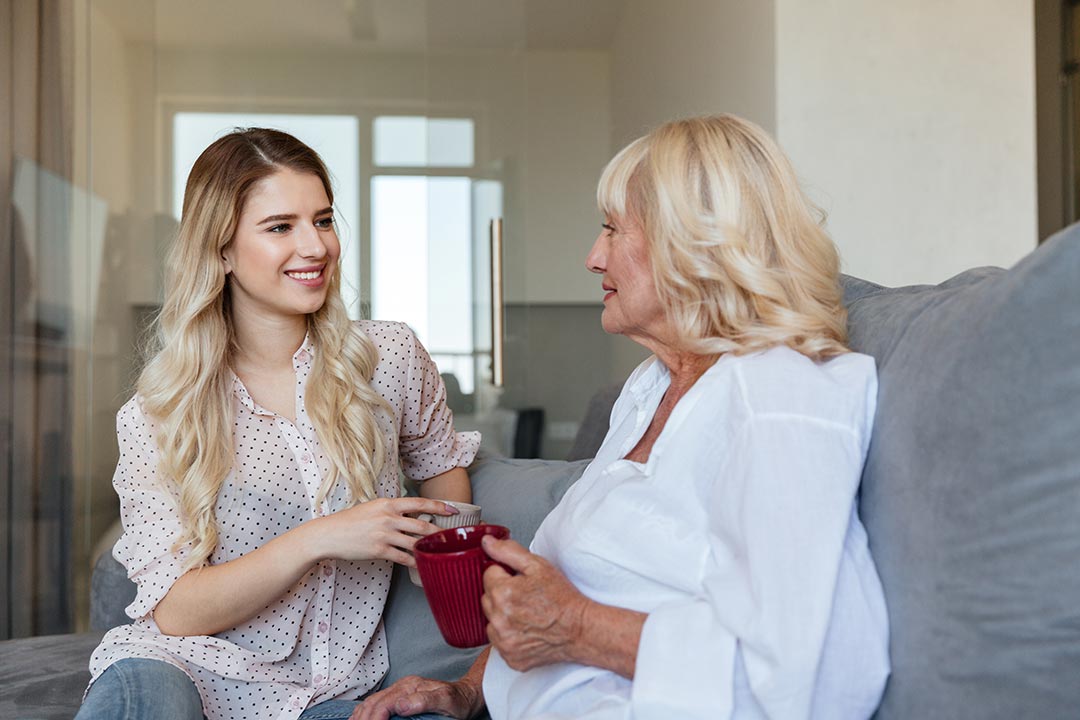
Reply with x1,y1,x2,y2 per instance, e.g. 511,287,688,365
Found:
845,223,1080,718
90,547,136,631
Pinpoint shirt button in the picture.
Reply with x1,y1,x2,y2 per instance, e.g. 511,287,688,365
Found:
301,453,312,464
318,621,329,633
322,565,333,577
297,350,310,363
313,673,324,685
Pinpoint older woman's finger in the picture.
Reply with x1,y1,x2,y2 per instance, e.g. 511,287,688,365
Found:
481,536,533,571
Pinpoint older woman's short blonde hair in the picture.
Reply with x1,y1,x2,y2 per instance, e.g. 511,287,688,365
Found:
598,114,849,360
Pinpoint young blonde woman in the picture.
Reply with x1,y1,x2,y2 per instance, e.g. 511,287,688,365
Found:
76,128,478,720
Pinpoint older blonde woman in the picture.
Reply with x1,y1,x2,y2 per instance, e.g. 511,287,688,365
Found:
358,115,889,720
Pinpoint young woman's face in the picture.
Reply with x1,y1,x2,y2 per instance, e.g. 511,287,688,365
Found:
222,168,340,324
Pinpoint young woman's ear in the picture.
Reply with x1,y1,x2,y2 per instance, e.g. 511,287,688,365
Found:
221,249,233,275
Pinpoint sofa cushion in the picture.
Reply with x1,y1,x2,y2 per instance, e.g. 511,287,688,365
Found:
382,454,588,689
90,547,137,631
843,224,1080,719
0,632,103,719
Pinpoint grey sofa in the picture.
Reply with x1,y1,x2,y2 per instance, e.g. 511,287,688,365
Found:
4,223,1080,719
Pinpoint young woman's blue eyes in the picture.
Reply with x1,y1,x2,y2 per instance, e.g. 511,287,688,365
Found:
266,217,334,234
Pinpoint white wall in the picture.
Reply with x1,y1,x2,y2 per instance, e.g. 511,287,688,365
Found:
610,0,776,146
776,0,1038,286
156,46,611,305
521,51,612,304
608,1,1038,287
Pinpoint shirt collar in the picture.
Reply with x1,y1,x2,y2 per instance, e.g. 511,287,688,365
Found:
292,332,315,365
627,355,670,407
230,371,263,414
229,332,314,416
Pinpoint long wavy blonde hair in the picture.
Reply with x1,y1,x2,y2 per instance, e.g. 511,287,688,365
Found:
598,114,849,360
139,128,389,570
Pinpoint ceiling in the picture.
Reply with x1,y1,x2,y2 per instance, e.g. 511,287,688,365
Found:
94,0,625,51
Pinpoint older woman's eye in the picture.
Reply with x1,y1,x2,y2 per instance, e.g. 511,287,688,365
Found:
602,223,616,234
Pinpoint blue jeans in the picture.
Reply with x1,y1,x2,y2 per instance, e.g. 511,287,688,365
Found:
76,658,454,720
75,659,205,720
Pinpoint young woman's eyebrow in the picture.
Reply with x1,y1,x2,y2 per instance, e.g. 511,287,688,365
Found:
257,213,297,225
256,207,333,225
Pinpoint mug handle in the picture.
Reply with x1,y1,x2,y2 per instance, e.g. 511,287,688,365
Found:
416,512,436,524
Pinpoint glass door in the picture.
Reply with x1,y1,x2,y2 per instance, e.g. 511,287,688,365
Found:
28,0,650,634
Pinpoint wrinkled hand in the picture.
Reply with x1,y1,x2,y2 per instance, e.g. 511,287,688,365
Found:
350,675,482,720
313,497,456,566
480,536,591,672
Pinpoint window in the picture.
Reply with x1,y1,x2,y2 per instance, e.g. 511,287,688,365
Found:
373,116,475,167
369,116,490,395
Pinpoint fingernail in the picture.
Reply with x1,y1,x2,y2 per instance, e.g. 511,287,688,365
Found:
444,503,460,514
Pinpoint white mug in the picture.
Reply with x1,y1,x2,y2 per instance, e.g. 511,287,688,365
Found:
409,500,482,586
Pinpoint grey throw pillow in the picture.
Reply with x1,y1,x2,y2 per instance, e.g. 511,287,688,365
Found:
844,224,1080,719
381,454,588,688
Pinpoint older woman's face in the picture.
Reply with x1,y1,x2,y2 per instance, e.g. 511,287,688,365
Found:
585,214,666,344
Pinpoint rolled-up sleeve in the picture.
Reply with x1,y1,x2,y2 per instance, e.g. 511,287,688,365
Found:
632,414,870,719
396,326,480,481
111,398,195,620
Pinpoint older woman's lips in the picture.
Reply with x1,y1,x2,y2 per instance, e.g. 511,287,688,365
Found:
602,285,616,301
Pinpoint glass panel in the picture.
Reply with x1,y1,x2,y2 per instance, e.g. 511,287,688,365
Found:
1071,2,1080,222
471,180,503,396
173,113,363,317
373,116,475,167
371,176,474,392
4,0,664,640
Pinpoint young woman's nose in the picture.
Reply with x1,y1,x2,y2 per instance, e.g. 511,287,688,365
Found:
297,224,328,259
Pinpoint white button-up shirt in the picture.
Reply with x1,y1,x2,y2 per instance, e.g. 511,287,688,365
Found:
484,346,889,720
89,320,479,720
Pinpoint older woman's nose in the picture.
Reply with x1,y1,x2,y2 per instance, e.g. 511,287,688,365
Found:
586,233,606,274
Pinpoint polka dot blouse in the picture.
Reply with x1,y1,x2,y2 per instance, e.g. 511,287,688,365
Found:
87,320,480,720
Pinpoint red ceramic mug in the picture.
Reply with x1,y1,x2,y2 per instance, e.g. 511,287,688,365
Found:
414,524,511,648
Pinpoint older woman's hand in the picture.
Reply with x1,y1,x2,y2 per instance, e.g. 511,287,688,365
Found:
350,674,484,720
480,536,592,672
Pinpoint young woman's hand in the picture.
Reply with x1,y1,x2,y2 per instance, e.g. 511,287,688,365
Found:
350,674,483,720
308,497,457,566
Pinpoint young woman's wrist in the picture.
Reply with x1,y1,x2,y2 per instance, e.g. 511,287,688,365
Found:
287,516,330,566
